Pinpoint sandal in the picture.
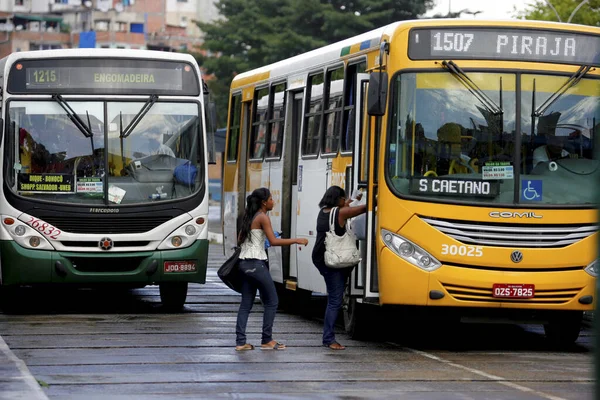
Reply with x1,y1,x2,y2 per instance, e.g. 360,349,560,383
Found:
324,342,345,350
235,344,254,351
260,341,286,350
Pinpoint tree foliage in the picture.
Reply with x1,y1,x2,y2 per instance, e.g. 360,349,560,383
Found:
515,0,600,26
194,0,434,126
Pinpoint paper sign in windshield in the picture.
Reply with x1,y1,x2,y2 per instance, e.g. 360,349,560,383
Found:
108,185,126,204
482,163,514,180
76,177,103,193
17,173,74,193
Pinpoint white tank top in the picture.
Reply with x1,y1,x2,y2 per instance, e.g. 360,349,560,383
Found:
239,229,268,260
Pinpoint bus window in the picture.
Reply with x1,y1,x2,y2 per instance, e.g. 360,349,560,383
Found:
342,61,366,153
250,87,269,160
266,83,286,159
227,93,242,162
322,67,344,155
302,73,324,156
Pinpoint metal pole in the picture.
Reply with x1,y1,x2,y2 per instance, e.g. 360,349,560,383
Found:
542,0,562,22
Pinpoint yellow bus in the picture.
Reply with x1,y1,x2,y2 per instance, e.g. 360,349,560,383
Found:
222,19,600,345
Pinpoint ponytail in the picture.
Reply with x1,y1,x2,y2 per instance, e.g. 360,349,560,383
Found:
238,187,271,245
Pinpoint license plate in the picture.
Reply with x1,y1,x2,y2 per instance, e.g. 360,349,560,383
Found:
492,284,535,298
164,261,197,273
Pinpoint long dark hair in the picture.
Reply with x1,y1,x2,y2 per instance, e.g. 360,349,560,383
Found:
238,187,271,245
318,185,345,209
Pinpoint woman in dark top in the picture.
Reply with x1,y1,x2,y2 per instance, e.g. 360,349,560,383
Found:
312,185,366,350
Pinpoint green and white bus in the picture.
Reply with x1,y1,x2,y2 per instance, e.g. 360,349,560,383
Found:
0,49,215,310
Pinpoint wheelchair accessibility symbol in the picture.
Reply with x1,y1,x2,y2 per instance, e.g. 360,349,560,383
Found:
521,180,542,201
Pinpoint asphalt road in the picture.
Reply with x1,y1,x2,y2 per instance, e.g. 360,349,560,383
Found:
0,244,595,399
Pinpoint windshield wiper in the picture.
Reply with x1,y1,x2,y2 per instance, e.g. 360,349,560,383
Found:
52,94,93,138
441,60,503,116
119,94,159,139
532,65,591,117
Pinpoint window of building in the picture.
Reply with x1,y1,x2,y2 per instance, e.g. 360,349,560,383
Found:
250,87,269,160
302,72,324,156
14,0,24,6
226,93,242,162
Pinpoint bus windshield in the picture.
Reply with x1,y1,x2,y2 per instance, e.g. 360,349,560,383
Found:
6,100,203,205
388,71,599,206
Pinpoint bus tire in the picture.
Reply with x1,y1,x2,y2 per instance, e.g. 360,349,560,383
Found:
0,286,25,314
544,311,582,347
159,282,188,311
343,296,372,340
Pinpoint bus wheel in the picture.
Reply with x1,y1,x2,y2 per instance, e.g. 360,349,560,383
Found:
343,295,371,340
0,286,25,314
159,282,188,311
544,311,583,347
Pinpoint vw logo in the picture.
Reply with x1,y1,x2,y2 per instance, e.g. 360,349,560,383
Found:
99,237,113,251
510,250,523,263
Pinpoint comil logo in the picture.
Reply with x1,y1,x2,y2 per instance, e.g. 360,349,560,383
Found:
489,211,542,219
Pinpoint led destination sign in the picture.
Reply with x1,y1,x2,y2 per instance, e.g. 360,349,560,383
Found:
408,27,600,67
8,59,200,95
409,177,499,198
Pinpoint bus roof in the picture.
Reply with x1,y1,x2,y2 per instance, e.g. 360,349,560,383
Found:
231,18,600,90
2,48,198,65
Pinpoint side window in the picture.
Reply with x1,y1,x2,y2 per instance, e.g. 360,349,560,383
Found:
250,87,269,160
266,83,286,159
322,67,344,155
341,61,367,153
226,93,241,162
302,73,324,156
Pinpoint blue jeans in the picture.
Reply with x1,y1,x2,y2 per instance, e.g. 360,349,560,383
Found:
315,263,351,345
236,259,278,346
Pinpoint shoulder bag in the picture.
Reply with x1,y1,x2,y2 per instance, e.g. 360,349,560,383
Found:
324,207,361,268
217,247,243,293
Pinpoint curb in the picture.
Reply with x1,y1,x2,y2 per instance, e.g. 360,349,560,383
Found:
0,335,49,400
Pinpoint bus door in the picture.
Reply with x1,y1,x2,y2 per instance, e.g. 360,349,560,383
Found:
282,91,303,282
225,101,251,256
350,74,378,299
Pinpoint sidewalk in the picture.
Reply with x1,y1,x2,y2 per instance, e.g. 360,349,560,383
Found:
0,335,48,400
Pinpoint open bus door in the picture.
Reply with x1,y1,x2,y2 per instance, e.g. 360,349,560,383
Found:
343,73,381,338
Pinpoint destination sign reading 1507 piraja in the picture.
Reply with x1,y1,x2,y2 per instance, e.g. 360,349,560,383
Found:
408,27,600,67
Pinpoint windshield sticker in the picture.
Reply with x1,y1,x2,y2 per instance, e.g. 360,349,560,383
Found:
108,185,126,204
77,178,103,193
521,179,542,201
482,162,514,180
17,173,74,193
410,177,499,198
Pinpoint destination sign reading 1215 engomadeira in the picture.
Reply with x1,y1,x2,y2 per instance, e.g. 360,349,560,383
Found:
408,27,600,67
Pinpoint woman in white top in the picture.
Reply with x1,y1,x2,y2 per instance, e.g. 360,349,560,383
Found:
235,187,308,351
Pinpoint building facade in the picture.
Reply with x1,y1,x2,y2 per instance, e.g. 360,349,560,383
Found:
0,0,220,57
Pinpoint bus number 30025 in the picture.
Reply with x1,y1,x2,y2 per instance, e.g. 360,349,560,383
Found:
441,244,483,257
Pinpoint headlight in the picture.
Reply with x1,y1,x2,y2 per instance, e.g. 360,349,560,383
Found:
185,225,196,236
157,217,205,250
14,225,26,236
382,229,441,271
585,259,599,277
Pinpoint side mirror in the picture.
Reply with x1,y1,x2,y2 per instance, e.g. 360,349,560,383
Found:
206,102,217,165
367,72,388,116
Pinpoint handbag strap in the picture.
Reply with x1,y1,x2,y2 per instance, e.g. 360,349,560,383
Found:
329,207,338,234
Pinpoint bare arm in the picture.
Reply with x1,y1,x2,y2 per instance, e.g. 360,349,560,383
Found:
257,214,308,246
338,204,367,226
